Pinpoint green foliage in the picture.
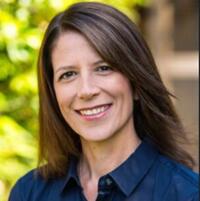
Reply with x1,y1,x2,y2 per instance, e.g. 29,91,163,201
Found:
0,0,149,200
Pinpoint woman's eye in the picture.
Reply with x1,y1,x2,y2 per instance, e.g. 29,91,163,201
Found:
59,71,77,80
96,65,113,72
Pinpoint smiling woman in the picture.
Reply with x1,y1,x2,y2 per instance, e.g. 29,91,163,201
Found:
9,2,198,201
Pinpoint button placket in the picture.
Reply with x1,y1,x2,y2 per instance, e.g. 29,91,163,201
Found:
96,176,114,201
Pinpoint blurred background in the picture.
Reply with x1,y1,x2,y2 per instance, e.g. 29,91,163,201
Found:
0,0,198,200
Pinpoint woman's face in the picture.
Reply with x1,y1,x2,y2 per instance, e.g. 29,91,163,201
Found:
52,31,135,142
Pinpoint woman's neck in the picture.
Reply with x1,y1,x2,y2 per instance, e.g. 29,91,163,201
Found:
78,126,141,182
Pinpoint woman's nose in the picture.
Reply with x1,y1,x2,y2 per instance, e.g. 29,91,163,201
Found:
77,75,100,100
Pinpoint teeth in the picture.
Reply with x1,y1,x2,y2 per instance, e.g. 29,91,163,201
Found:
79,105,108,116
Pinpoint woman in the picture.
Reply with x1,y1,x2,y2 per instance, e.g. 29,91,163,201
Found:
9,2,198,201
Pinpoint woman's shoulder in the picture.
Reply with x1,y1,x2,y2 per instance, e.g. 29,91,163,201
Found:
8,169,52,201
154,154,199,201
157,154,198,184
15,168,39,183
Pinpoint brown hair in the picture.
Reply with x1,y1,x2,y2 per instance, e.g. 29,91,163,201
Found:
37,2,194,178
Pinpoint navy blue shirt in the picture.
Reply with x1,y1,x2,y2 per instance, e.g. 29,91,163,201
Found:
9,141,199,201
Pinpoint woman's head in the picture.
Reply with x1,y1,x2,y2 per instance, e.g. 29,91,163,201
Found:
38,2,194,178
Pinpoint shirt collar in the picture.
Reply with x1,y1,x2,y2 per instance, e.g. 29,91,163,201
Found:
60,155,80,194
109,139,158,196
60,139,159,196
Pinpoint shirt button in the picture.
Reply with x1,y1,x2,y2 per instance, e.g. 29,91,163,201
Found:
98,191,105,195
106,178,113,186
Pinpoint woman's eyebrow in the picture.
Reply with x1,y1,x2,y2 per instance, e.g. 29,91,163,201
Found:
93,60,105,65
55,60,106,74
55,65,74,74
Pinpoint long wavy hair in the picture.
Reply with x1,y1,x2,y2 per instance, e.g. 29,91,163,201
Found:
37,2,194,178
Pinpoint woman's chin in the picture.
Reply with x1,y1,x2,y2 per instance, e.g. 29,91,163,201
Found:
79,132,113,143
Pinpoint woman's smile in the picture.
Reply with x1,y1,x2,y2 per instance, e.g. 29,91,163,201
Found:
75,103,112,121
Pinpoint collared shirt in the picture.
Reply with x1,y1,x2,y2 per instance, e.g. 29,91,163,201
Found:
9,140,199,201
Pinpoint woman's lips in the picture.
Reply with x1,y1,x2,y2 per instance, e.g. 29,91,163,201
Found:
75,104,112,121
